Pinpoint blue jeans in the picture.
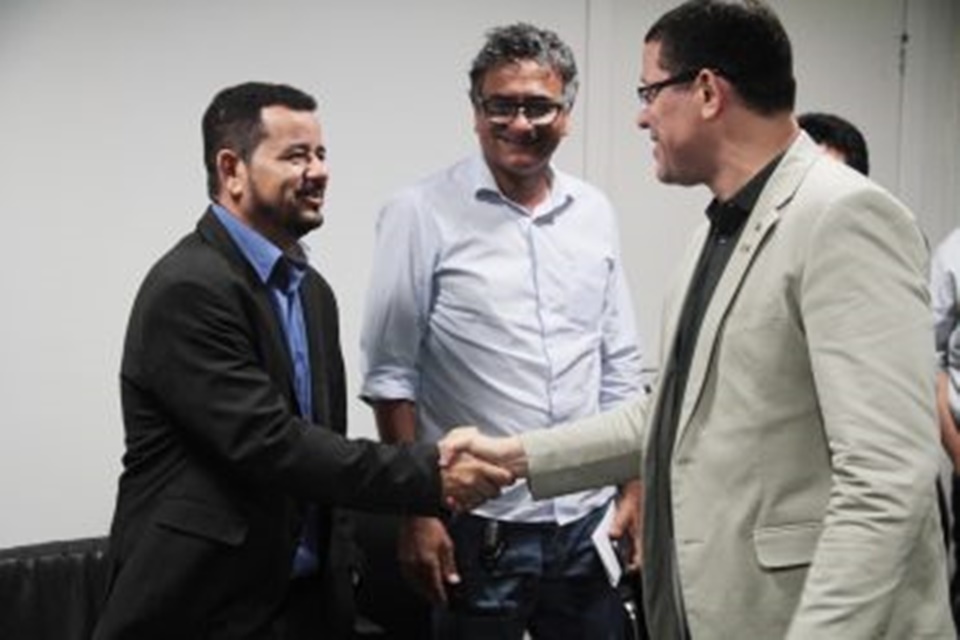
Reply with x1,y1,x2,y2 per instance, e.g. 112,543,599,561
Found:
435,505,625,640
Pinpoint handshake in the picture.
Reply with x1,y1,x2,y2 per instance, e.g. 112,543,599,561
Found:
436,427,530,512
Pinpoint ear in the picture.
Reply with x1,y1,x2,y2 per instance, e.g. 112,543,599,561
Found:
698,69,724,120
216,149,245,201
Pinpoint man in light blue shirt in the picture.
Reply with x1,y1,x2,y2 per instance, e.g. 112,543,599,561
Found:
360,23,646,640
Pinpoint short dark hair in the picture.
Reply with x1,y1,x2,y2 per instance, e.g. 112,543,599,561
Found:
645,0,795,115
469,23,579,108
202,82,317,199
798,112,870,175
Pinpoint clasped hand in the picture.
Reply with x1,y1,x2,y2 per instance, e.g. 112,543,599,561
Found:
438,426,528,512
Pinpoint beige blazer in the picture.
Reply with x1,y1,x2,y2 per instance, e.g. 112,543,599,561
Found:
522,133,953,639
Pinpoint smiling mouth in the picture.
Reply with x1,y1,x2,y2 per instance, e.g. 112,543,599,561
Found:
298,191,325,210
496,129,539,144
295,171,326,201
500,140,543,156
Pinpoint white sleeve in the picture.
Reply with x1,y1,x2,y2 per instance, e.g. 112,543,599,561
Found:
598,207,646,411
359,191,439,402
931,233,959,371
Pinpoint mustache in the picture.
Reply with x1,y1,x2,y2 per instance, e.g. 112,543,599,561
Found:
492,128,540,146
294,176,326,198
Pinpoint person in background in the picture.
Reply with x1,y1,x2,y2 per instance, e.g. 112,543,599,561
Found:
932,224,960,626
798,111,870,175
360,23,646,640
443,1,952,638
93,82,510,640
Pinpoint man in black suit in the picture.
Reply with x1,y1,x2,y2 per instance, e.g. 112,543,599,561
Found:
93,82,510,640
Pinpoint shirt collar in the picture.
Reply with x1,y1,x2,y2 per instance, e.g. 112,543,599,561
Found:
705,153,783,237
211,203,307,288
468,155,573,219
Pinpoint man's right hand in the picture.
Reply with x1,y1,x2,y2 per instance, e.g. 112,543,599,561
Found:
440,426,529,477
440,450,514,511
398,516,458,605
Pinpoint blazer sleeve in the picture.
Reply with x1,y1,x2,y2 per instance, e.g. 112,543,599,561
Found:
786,187,942,637
131,261,442,514
521,395,648,497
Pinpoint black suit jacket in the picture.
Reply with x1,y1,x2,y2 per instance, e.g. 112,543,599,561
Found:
94,210,442,639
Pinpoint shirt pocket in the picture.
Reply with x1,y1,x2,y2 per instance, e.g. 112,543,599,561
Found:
563,256,612,329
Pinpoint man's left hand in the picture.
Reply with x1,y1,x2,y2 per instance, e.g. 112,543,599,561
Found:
610,479,643,573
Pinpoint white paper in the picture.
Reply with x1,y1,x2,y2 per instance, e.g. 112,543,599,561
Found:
591,501,622,587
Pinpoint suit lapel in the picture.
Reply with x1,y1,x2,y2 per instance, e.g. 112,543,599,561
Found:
300,276,331,428
196,209,297,401
672,134,819,450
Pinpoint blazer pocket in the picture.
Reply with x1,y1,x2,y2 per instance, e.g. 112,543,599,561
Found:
154,497,248,547
753,522,822,569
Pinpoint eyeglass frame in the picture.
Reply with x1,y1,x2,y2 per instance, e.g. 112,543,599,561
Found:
636,68,731,108
475,96,570,126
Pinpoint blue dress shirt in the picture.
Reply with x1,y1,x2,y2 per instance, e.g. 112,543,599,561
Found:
211,204,318,575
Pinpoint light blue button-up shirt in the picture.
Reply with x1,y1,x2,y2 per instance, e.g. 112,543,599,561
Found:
360,156,645,524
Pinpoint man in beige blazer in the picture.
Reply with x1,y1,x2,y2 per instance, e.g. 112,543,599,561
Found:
443,1,953,638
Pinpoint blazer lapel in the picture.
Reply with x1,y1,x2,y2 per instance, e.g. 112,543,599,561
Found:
300,276,331,428
672,134,819,450
196,209,297,399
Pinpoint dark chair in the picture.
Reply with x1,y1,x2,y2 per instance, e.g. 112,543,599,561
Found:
0,517,429,640
0,536,109,640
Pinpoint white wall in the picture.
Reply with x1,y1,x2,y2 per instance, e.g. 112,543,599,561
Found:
900,0,960,247
0,0,956,548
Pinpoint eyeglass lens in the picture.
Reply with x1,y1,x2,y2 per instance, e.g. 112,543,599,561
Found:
636,70,700,106
482,99,563,125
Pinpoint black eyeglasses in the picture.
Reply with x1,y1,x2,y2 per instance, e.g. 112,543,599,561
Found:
478,97,567,126
636,69,701,107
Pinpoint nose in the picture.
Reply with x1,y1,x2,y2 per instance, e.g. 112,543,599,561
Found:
507,109,536,132
636,106,651,130
306,153,328,181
